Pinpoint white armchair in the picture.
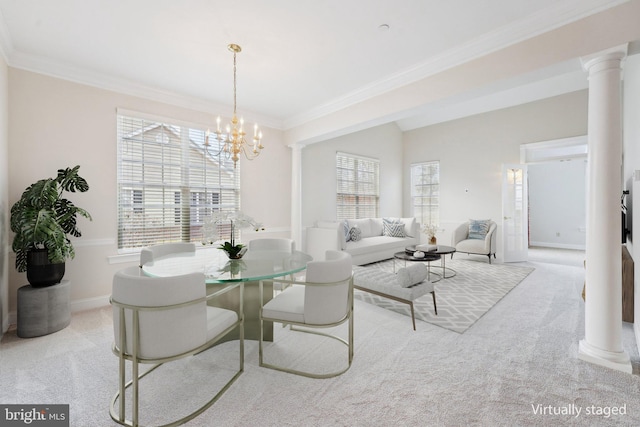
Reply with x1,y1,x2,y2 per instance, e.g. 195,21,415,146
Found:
258,250,354,378
110,266,244,427
451,220,497,263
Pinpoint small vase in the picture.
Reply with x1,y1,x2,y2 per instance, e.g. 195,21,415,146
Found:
429,236,437,245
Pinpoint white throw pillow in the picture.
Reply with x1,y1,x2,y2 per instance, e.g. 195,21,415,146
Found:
370,218,384,236
396,263,428,288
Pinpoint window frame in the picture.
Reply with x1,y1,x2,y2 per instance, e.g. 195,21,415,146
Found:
116,110,240,253
336,151,380,220
411,161,440,226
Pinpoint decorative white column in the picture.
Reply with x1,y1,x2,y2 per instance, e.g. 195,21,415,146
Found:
579,44,631,373
289,142,303,248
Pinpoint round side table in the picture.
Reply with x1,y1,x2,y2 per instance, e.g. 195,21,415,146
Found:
17,280,71,338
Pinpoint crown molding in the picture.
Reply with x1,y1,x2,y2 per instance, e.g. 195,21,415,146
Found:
284,0,628,130
6,51,284,130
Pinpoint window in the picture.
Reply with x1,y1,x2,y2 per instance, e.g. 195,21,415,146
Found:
336,152,379,219
411,161,440,226
117,112,239,252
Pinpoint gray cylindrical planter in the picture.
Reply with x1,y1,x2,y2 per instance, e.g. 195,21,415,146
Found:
17,280,71,338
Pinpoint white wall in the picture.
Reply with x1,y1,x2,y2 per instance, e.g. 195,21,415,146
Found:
0,54,8,335
6,68,291,319
528,159,587,249
403,90,588,255
300,122,403,228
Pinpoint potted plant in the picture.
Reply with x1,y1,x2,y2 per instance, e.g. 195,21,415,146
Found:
10,165,92,287
202,211,263,259
422,223,439,245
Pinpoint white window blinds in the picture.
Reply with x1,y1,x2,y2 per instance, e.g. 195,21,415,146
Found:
336,152,379,220
411,161,440,226
117,113,240,252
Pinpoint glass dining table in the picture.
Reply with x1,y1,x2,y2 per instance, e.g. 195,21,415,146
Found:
142,246,313,341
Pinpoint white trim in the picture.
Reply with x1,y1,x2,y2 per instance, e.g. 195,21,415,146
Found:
520,135,588,164
9,52,282,130
71,238,116,248
529,241,586,251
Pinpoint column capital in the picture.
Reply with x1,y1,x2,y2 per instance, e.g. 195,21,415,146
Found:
581,44,628,72
287,141,308,150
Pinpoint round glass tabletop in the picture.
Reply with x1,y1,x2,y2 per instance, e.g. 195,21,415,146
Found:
142,247,313,283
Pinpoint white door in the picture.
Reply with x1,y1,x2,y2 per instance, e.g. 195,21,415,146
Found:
502,164,528,262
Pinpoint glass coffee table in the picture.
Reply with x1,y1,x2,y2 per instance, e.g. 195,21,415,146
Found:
404,245,457,281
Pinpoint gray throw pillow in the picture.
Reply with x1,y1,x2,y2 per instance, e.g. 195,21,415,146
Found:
382,218,406,237
349,226,362,242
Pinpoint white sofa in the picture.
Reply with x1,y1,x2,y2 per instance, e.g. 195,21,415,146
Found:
306,217,420,265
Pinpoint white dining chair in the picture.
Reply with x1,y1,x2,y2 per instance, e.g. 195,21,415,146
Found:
109,266,244,427
249,238,296,291
248,238,295,252
139,242,196,267
258,250,354,378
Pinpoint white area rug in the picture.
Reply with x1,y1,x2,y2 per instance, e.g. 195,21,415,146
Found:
353,257,534,333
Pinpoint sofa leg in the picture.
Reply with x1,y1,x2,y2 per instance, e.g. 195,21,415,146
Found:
431,291,438,315
488,254,492,264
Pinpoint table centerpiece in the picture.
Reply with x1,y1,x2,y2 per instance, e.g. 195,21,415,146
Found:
202,211,263,259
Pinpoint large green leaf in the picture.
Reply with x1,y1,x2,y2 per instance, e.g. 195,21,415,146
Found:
56,165,89,193
22,179,58,209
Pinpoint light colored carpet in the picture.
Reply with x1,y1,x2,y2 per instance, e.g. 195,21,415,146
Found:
1,248,639,426
353,258,534,333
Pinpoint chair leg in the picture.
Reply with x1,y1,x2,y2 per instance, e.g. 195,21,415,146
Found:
488,254,492,264
431,291,438,315
410,302,416,331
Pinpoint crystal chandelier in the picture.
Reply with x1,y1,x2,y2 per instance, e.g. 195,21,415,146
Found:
205,43,264,168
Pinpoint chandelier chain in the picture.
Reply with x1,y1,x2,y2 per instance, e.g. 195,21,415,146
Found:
233,50,237,117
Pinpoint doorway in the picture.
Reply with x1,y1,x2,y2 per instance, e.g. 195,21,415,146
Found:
519,135,588,254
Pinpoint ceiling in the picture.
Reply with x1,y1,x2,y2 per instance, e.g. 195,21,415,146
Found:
0,0,632,136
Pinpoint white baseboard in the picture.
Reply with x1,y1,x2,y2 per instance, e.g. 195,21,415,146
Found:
6,295,111,329
529,241,585,251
